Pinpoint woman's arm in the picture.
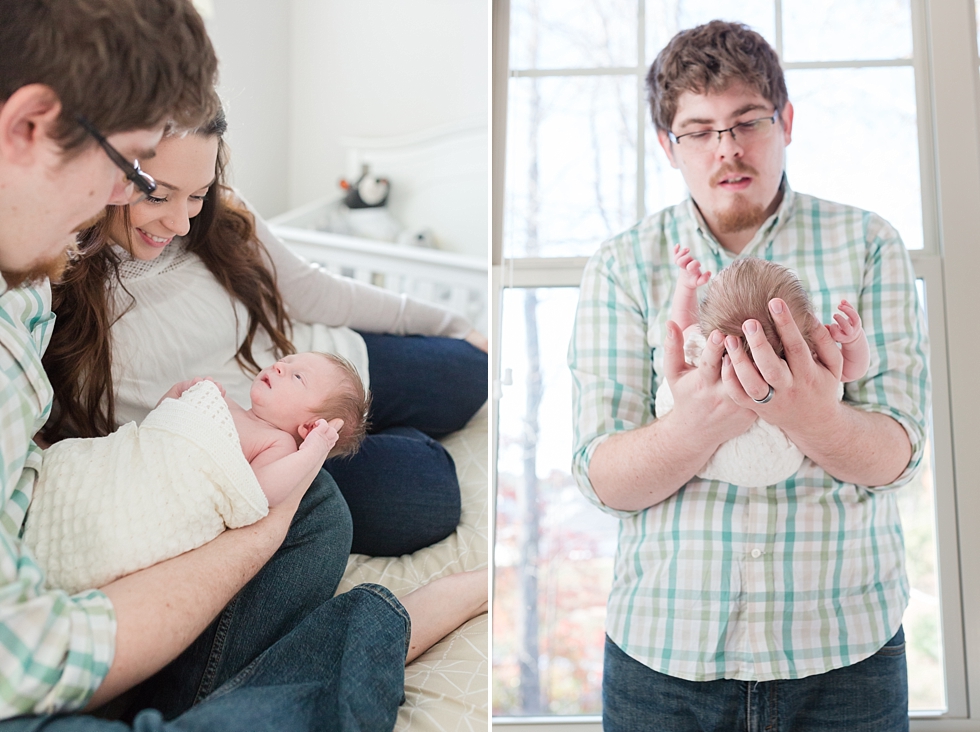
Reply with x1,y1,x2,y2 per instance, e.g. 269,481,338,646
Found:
246,197,474,338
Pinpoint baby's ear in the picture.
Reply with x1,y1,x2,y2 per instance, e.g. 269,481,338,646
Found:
297,420,319,440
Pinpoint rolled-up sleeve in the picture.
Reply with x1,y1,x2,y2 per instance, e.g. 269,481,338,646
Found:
569,234,656,519
847,216,930,492
0,287,116,717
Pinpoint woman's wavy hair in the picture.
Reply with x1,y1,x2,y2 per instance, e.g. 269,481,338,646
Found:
43,109,295,440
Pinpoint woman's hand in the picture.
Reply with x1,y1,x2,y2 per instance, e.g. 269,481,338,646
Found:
463,329,488,352
156,376,225,406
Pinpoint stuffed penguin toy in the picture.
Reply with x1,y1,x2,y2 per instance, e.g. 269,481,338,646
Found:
340,169,390,209
320,165,438,247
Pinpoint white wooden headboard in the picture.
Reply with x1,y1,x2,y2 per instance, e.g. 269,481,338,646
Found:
339,118,487,260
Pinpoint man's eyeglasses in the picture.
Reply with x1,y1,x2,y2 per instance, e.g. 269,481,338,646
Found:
668,110,780,152
76,115,157,204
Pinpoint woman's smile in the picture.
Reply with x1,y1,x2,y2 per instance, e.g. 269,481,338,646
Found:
136,228,172,249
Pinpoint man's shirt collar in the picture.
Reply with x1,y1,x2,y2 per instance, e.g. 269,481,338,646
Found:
684,174,796,258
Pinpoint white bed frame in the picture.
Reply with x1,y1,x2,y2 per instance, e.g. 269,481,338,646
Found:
269,120,488,334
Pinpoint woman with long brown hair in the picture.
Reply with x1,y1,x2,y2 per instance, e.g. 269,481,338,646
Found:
43,109,488,557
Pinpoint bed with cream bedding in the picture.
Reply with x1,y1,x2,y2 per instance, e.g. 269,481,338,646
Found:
338,403,488,731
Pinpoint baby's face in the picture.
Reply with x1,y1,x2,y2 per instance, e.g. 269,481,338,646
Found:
250,353,341,435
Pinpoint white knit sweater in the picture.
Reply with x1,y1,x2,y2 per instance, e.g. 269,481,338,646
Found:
108,200,473,426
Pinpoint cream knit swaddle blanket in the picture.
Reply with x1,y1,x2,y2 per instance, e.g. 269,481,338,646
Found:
23,381,268,594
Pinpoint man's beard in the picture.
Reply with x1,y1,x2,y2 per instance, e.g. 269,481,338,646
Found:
714,194,768,234
1,210,104,289
707,160,772,234
2,241,74,289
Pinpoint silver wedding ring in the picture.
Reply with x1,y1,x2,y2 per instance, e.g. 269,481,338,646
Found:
752,384,775,404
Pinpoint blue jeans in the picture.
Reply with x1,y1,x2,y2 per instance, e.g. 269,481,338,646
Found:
325,333,487,556
603,629,909,732
0,471,410,732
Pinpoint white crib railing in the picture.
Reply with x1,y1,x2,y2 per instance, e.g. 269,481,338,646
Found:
269,200,488,334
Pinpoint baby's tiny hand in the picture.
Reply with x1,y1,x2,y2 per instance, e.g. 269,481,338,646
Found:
300,418,343,454
827,299,863,344
672,244,711,289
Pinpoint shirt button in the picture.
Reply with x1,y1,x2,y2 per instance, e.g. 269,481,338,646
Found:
751,549,762,558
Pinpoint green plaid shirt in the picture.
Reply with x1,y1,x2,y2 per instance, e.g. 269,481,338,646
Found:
0,281,115,716
569,183,929,681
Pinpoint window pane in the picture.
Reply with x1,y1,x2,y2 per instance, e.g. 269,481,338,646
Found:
644,137,688,219
510,0,638,70
785,67,923,250
493,287,619,716
783,0,912,62
900,433,945,712
505,75,638,258
645,0,775,66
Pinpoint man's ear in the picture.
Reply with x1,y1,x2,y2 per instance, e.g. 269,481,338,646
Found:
0,84,63,166
779,101,794,146
656,128,679,169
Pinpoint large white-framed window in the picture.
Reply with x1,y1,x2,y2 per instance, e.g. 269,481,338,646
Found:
491,1,980,729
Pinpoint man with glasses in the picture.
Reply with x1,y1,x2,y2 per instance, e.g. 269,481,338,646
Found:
75,115,159,204
570,20,927,731
0,0,223,717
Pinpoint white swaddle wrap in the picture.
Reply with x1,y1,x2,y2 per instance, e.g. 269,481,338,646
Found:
24,381,268,594
654,329,843,488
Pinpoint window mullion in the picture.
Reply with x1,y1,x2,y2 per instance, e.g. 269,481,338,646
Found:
636,0,646,223
510,67,638,77
774,0,783,60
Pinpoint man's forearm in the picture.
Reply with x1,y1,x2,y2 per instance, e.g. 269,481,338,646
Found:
84,502,296,710
785,403,911,487
588,410,724,512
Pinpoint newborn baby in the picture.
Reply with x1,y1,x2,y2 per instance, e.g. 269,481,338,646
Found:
25,352,369,593
161,352,369,506
655,251,870,487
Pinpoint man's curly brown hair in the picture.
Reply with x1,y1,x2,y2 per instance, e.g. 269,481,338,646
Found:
646,20,788,133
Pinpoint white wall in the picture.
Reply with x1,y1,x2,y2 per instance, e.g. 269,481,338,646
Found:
288,0,488,257
287,0,487,202
206,0,291,216
203,0,489,258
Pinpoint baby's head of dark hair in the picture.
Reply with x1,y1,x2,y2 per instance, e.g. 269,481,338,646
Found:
310,353,371,457
698,258,816,359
